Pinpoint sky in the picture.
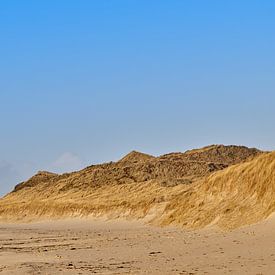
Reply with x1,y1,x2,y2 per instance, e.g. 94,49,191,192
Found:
0,0,275,196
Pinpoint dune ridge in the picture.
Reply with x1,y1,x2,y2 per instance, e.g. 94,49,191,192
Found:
1,144,273,230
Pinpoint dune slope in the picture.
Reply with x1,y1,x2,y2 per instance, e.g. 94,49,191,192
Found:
159,151,275,229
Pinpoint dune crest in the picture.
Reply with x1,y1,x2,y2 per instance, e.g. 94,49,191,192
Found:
118,150,155,163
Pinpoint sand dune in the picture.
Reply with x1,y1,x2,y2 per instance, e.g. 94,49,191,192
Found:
1,145,274,230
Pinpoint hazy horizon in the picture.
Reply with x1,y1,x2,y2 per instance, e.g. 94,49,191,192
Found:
1,0,275,196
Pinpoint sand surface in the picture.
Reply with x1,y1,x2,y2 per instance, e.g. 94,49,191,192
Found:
1,217,275,274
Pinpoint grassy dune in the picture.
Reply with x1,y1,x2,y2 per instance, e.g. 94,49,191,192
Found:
1,146,273,230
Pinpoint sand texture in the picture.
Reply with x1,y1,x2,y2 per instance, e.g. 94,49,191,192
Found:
1,218,275,274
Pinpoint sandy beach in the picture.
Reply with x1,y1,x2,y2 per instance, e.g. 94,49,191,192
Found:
1,217,275,274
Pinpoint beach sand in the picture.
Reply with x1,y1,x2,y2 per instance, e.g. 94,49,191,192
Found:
1,217,275,274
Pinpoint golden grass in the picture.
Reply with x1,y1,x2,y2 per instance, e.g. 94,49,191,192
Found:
158,152,275,230
0,181,186,222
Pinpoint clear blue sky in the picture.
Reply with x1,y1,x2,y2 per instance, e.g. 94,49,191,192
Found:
0,0,275,196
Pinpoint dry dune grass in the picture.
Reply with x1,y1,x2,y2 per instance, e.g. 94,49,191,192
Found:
158,151,275,230
0,181,185,222
1,145,273,230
